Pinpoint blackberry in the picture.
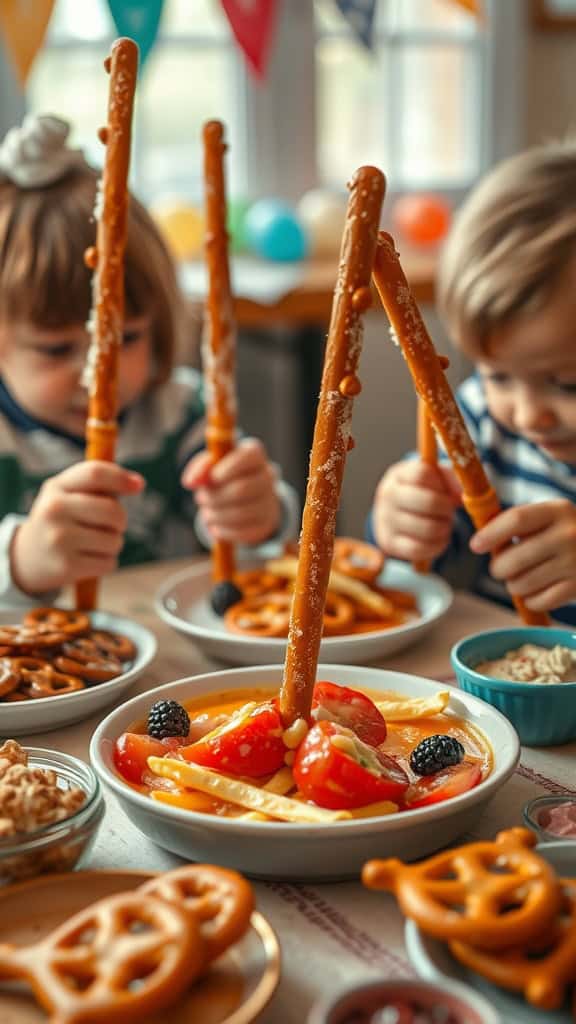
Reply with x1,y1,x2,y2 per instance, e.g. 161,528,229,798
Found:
210,580,243,616
409,734,465,776
147,699,190,739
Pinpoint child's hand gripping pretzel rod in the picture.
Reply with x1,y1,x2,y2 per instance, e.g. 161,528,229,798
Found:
279,167,386,726
372,231,549,626
75,38,139,612
413,354,449,574
202,120,237,586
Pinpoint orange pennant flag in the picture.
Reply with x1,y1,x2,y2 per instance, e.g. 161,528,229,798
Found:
446,0,483,17
0,0,56,86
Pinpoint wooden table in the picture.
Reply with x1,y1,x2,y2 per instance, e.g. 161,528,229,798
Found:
19,559,576,1022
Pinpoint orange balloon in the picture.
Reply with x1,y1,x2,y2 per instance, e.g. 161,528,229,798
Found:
392,194,452,246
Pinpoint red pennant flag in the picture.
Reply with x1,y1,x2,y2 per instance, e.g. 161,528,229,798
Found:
220,0,278,78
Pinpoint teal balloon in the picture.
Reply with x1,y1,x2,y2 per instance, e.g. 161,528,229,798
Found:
106,0,164,68
244,199,308,262
227,198,250,252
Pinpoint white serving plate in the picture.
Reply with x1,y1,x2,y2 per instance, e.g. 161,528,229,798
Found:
0,611,157,736
90,663,519,880
154,559,453,666
405,841,576,1024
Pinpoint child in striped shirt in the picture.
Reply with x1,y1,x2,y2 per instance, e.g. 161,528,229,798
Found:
0,115,298,606
371,141,576,624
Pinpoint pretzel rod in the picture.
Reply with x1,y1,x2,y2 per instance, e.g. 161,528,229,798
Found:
279,167,386,725
76,38,138,612
202,120,237,584
372,231,549,626
413,354,449,573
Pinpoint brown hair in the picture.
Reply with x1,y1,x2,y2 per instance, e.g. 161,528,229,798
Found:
437,139,576,357
0,165,184,386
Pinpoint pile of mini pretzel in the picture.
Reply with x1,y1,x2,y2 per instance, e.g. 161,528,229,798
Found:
0,863,254,1023
224,537,418,639
0,608,136,701
363,826,576,1014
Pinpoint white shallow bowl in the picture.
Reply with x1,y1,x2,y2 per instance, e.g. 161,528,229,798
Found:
90,663,519,880
0,611,157,736
154,558,454,666
406,841,576,1024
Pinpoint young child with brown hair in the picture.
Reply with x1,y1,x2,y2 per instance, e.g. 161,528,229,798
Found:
371,140,576,623
0,115,298,605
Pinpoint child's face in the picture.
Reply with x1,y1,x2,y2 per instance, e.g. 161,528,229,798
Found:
0,317,153,437
478,264,576,464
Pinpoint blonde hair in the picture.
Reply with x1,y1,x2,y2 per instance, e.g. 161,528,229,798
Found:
437,140,576,357
0,166,184,387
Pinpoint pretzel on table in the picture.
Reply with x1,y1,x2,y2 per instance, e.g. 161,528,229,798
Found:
372,231,549,626
0,890,204,1023
202,120,237,588
413,354,449,574
75,37,139,613
450,877,576,1011
279,166,386,725
362,827,562,951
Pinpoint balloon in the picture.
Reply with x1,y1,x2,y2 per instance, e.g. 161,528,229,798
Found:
149,199,204,259
244,199,308,262
297,188,348,257
227,197,250,252
392,194,452,247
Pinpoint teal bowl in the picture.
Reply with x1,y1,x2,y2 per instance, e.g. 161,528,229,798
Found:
451,627,576,746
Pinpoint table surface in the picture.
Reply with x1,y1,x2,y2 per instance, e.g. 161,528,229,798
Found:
18,558,576,1023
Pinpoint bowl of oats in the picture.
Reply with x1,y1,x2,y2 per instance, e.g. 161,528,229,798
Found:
0,740,104,885
451,627,576,746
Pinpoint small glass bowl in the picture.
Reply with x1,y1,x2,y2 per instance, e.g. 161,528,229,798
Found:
523,794,576,843
0,747,105,886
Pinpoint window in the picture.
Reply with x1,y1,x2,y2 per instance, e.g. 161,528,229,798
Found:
315,0,486,192
24,0,519,205
27,0,240,202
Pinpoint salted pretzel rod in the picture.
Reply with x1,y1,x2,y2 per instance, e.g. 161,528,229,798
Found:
279,167,386,725
202,120,237,585
372,231,549,626
413,354,449,573
75,38,139,612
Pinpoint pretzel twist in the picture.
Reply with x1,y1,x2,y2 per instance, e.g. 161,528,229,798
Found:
362,827,561,951
0,890,204,1023
450,878,576,1011
372,232,549,626
224,590,356,638
202,120,237,585
279,167,386,724
3,657,85,698
140,863,254,965
76,37,139,613
23,608,90,638
332,537,384,583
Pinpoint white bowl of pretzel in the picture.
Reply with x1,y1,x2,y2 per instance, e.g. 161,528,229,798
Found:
155,544,453,667
0,607,157,735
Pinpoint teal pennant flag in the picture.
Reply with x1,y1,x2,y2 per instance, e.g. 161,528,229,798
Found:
106,0,164,68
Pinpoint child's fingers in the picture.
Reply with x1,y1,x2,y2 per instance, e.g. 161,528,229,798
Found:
488,530,559,581
384,533,445,564
195,472,272,510
209,438,271,485
210,519,275,545
395,483,456,519
524,579,576,612
398,460,459,496
66,523,125,558
506,555,568,597
470,503,552,553
42,493,128,533
393,510,453,545
181,450,214,489
55,461,144,496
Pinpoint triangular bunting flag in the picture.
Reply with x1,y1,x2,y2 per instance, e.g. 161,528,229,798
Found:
0,0,55,86
220,0,278,78
334,0,377,50
106,0,164,68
